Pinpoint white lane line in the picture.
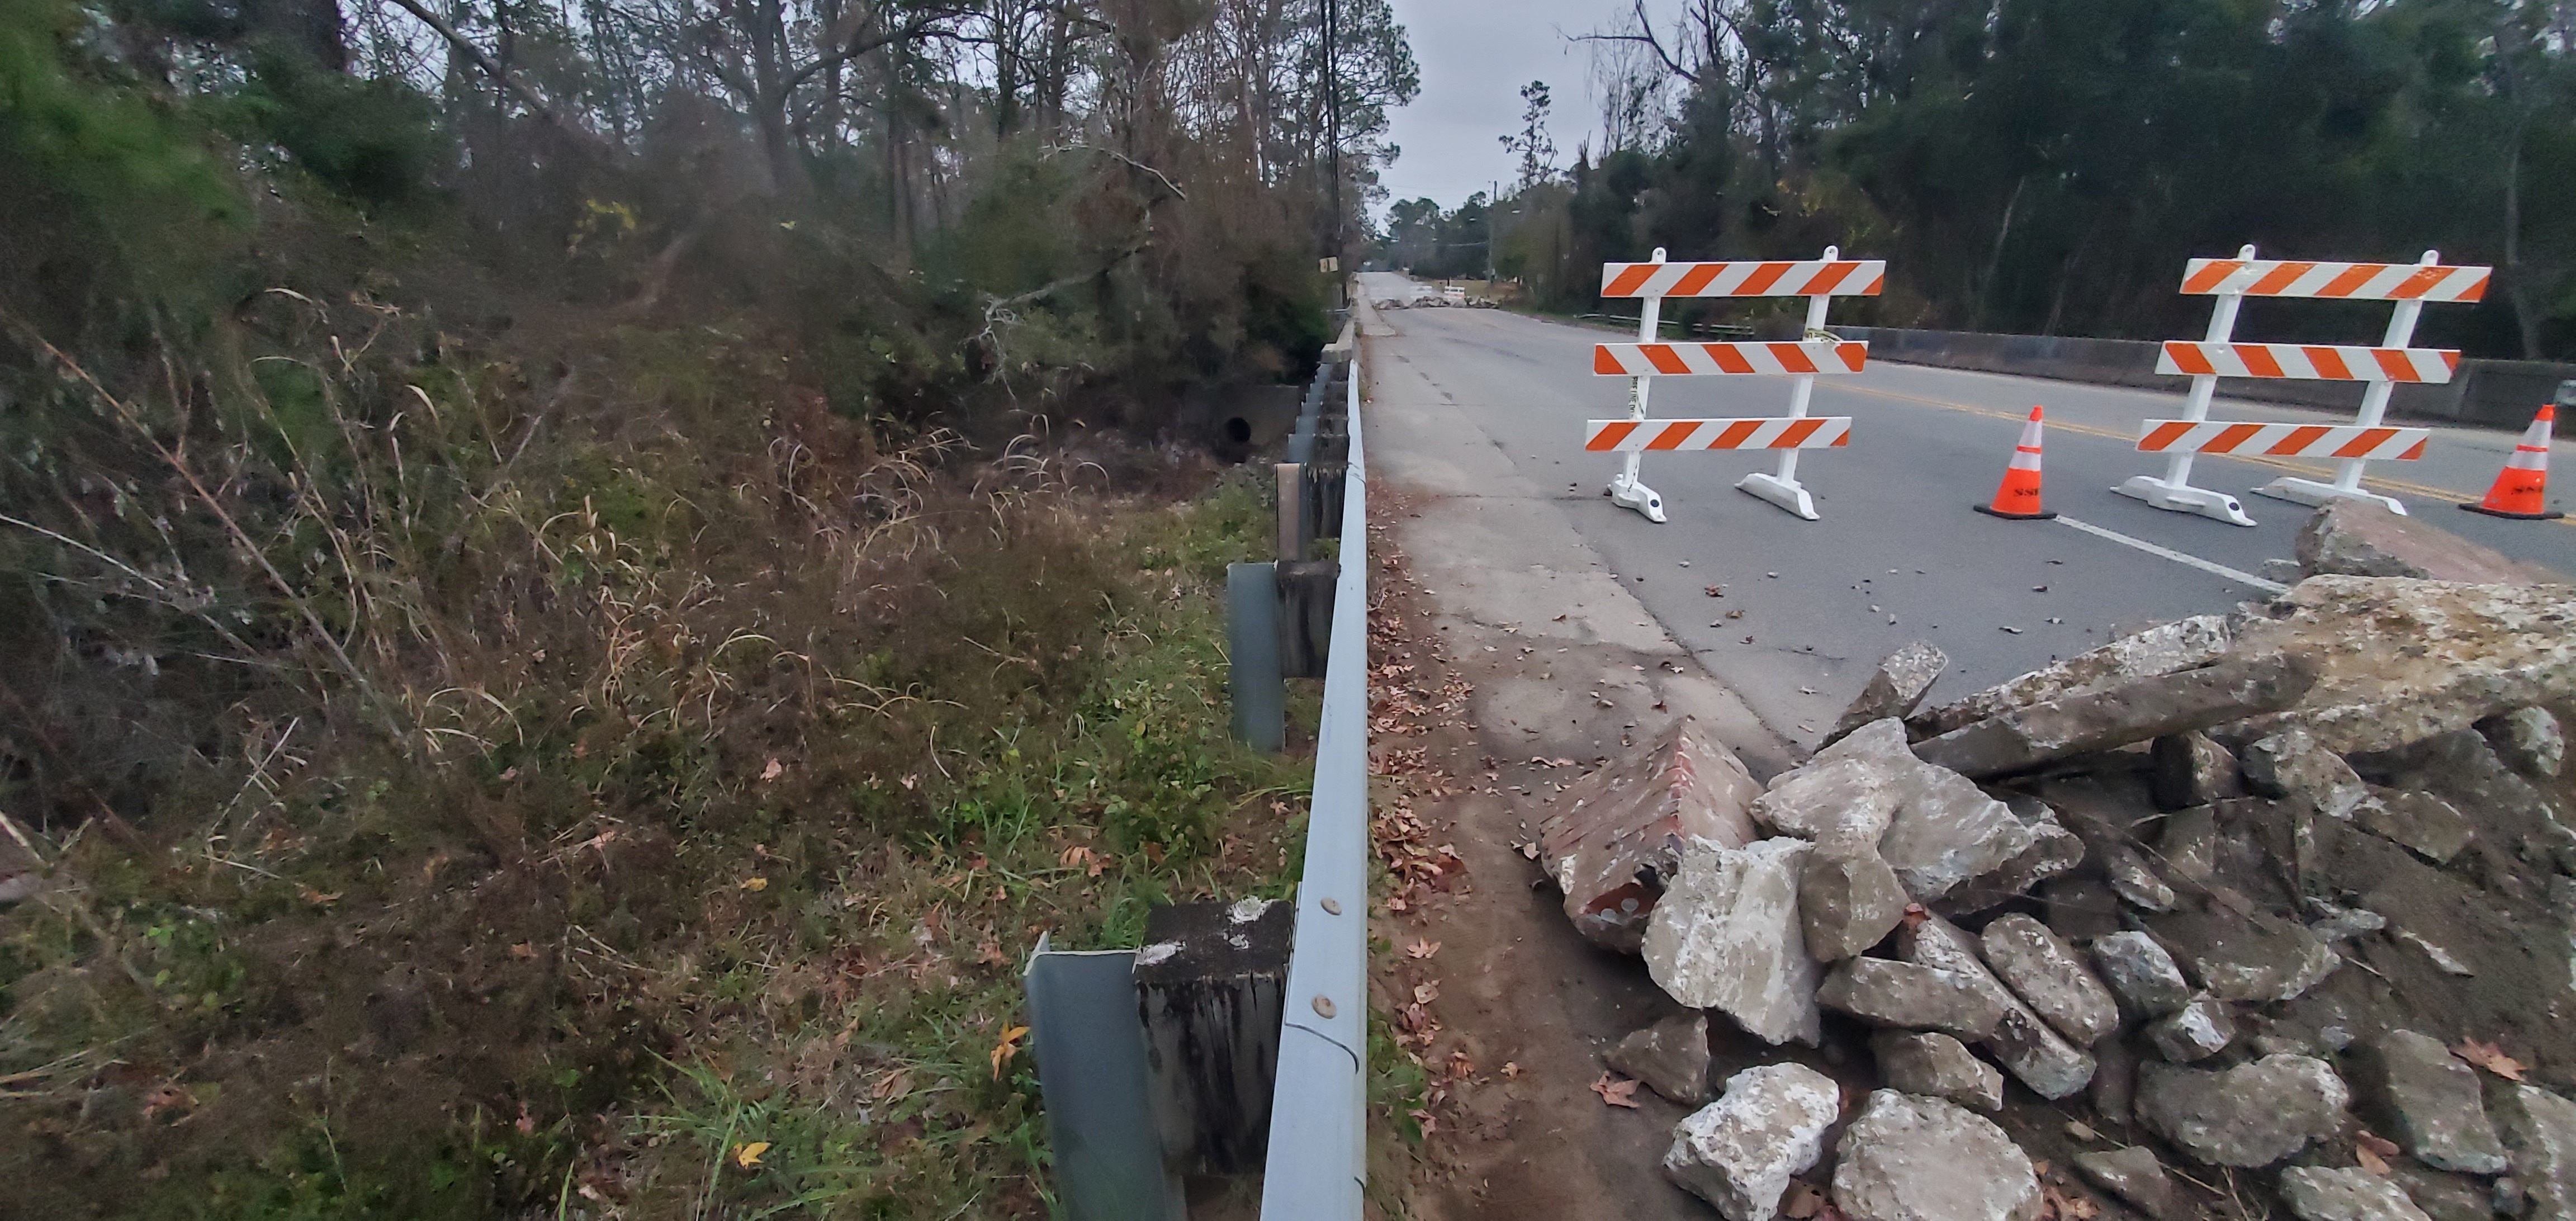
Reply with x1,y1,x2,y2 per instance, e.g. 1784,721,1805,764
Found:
2056,515,2289,595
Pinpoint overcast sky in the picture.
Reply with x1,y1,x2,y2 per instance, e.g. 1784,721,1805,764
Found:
1376,0,1673,217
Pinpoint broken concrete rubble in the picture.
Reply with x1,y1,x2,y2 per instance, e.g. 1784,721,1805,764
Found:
2351,1030,2507,1176
2135,1054,2348,1167
2153,731,2241,811
2276,1167,2435,1221
2142,996,2236,1063
2242,728,2371,820
1606,1011,1712,1106
2296,499,2566,585
1663,1063,1841,1221
1832,1090,2043,1221
2093,931,2191,1019
2073,1146,2177,1221
1900,914,2096,1100
1643,837,1822,1045
2150,907,2339,1002
1537,717,1761,953
2226,577,2576,754
1978,914,2118,1045
2479,706,2565,779
1798,843,1908,961
1907,615,2236,740
1915,655,2315,780
1935,797,2084,916
1825,641,1949,749
1754,718,2035,902
2490,1082,2576,1221
1873,1030,2004,1111
2356,788,2476,865
2156,805,2220,884
1817,957,2009,1040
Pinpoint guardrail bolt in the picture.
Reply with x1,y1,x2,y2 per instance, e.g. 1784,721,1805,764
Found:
1311,995,1337,1019
1319,897,1341,915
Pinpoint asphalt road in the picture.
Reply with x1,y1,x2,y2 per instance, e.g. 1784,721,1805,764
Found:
1357,271,2576,749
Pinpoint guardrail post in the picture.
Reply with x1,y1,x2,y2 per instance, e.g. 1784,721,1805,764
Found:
1276,462,1308,562
1135,898,1293,1176
1275,559,1336,680
1227,562,1284,750
1024,934,1185,1221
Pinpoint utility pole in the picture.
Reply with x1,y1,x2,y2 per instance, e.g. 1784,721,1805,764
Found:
1325,0,1342,264
1486,179,1498,284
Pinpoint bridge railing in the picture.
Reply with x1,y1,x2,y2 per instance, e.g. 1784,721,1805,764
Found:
1258,320,1369,1219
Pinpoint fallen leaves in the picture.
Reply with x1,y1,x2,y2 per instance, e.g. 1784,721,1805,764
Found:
2457,1038,2527,1081
1412,982,1439,1005
1590,1072,1642,1108
2039,1182,2097,1221
1059,845,1106,877
1404,939,1441,959
2356,1131,2400,1175
738,876,769,892
759,758,784,782
1500,1061,1522,1079
731,1141,770,1169
991,1025,1029,1079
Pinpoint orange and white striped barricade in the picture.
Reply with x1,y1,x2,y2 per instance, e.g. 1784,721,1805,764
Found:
1591,245,1882,521
2115,245,2486,525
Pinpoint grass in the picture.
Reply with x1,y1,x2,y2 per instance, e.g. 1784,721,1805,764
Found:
0,288,1317,1218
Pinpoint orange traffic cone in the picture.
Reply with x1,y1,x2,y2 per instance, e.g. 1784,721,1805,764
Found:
1976,405,2056,520
2463,405,2564,520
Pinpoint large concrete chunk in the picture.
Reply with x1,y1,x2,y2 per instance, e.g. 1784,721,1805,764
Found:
2135,1054,2348,1167
2480,706,2565,779
1607,1011,1712,1106
1914,656,2315,780
2227,577,2576,755
1758,720,2034,902
1900,915,2096,1100
1934,801,2084,917
1832,1090,2043,1221
1663,1063,1841,1221
2142,996,2236,1063
1908,616,2236,740
2296,499,2568,585
1978,914,2119,1045
1825,642,1949,748
2276,1167,2435,1221
1800,844,1909,960
2242,729,2370,820
2152,731,2241,811
2352,1030,2507,1175
2073,1147,2177,1221
2151,908,2340,1003
1537,717,1761,953
1874,1030,2005,1112
2356,788,2476,865
2093,931,2192,1019
2493,1083,2576,1221
1876,764,2034,901
1644,839,1822,1045
1818,958,2009,1040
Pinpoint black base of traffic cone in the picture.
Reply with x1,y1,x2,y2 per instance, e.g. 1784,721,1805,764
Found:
1973,504,2057,521
2460,502,2565,520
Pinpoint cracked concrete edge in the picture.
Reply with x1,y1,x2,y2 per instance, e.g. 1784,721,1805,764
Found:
1355,300,1799,780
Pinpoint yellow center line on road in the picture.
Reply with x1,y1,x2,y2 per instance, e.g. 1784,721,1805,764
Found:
1829,382,2576,528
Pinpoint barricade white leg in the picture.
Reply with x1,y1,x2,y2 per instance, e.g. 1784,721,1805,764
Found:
2255,266,2431,516
1736,276,1832,522
1609,250,1669,524
1608,451,1666,522
2116,245,2258,527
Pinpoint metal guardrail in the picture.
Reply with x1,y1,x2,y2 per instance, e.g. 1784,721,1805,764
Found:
1257,323,1369,1218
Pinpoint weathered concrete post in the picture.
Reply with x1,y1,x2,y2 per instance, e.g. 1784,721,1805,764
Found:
1134,898,1294,1176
